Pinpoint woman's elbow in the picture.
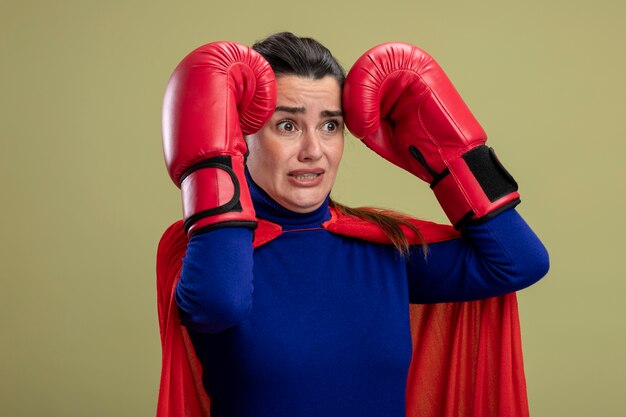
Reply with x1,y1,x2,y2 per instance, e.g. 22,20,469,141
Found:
513,242,550,290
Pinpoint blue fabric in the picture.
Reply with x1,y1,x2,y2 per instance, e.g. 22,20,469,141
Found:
175,176,549,417
407,211,550,303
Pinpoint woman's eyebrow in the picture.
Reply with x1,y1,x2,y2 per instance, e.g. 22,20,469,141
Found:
275,105,305,114
321,110,343,117
274,107,342,118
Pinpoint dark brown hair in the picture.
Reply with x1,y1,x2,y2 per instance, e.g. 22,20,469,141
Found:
252,32,345,86
329,199,427,256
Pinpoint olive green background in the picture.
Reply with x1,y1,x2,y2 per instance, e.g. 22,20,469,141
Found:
2,0,624,416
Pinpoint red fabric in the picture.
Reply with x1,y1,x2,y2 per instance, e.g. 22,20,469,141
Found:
156,209,529,417
322,207,460,244
156,220,211,417
406,296,528,417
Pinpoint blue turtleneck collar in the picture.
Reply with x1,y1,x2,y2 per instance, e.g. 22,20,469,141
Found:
245,170,331,231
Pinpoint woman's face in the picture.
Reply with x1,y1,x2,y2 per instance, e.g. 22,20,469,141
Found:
246,75,344,213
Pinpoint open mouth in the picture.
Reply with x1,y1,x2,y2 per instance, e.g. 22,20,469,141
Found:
292,173,321,180
288,169,325,185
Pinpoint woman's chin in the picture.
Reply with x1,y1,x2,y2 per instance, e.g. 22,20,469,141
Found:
279,190,328,213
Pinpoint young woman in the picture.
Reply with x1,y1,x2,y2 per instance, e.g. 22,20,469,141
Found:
157,32,549,417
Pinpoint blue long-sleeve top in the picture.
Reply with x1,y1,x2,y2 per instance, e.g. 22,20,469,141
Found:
175,176,549,417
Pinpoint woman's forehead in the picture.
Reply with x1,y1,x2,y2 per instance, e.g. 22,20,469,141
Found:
275,75,342,112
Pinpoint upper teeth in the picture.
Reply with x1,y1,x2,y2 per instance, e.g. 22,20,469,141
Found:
295,173,319,180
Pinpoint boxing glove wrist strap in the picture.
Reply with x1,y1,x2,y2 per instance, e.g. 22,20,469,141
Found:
428,145,520,228
181,155,257,235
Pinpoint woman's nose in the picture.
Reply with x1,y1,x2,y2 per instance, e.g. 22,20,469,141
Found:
298,130,323,161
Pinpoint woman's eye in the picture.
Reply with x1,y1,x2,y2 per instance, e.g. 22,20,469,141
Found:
277,121,295,132
322,120,339,132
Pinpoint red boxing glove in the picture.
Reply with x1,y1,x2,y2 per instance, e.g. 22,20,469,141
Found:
162,41,276,236
343,43,520,228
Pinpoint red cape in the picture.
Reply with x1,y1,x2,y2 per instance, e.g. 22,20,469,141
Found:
156,208,529,417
